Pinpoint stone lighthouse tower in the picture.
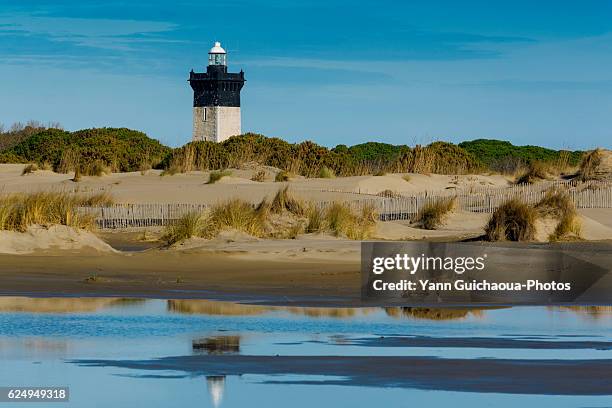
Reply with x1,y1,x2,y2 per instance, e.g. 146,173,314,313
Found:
189,41,245,142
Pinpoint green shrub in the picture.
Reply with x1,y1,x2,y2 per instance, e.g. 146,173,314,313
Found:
1,127,170,173
459,139,583,170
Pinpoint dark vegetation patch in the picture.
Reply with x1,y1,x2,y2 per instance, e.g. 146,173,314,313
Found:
1,125,586,178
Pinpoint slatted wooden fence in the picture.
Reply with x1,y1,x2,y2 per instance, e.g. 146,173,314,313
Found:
79,180,612,229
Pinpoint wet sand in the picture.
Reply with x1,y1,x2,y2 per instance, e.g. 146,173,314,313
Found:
72,354,612,395
0,251,361,305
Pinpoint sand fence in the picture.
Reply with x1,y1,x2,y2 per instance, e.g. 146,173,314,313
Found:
78,179,612,229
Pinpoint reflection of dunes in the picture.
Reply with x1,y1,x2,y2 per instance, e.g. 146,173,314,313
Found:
168,299,377,319
206,376,225,408
284,307,376,318
168,300,273,316
0,297,144,313
384,307,485,321
193,336,240,354
559,306,612,319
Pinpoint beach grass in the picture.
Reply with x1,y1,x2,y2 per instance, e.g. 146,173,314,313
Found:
416,197,456,230
0,191,111,232
485,198,536,241
207,170,232,184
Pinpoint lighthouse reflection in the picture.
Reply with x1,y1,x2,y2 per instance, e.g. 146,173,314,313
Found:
206,376,226,408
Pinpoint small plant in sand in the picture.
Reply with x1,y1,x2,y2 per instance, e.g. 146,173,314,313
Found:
415,197,456,230
21,163,39,175
485,198,536,241
275,170,291,182
162,211,204,245
207,170,232,184
270,186,306,216
251,170,266,182
160,164,180,177
201,199,266,238
318,166,335,179
515,161,549,184
82,160,111,177
77,192,115,207
535,189,582,241
324,202,378,240
402,174,411,182
0,191,106,232
305,205,325,233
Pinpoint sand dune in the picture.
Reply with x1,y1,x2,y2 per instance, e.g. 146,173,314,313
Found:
0,164,511,204
0,225,116,254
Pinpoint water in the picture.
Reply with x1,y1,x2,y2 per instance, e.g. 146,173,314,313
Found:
0,298,611,407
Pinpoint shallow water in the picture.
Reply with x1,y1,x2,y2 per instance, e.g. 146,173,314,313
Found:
0,298,611,407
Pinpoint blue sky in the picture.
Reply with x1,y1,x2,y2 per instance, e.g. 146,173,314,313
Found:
0,1,611,149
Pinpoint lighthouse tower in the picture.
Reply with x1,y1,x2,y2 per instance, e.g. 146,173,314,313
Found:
189,41,245,142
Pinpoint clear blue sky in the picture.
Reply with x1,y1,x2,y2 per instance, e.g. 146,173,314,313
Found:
1,0,611,149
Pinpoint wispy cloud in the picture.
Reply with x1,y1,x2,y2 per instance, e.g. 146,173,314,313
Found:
0,14,179,51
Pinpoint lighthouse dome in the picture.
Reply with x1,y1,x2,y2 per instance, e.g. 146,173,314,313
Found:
209,41,226,54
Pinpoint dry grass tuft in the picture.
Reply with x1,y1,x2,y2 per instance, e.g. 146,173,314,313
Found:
577,149,604,181
162,211,204,245
251,170,266,182
516,161,549,184
416,197,456,230
22,163,39,175
270,186,306,216
207,170,232,184
160,164,180,177
374,170,387,176
318,166,335,178
485,198,536,241
324,202,378,240
275,170,291,182
82,160,111,177
536,188,582,241
77,192,115,207
0,191,109,232
535,189,573,218
202,199,266,238
305,205,325,233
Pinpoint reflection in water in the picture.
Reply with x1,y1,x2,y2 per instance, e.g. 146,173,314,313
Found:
560,306,612,319
384,307,486,320
193,336,240,355
169,299,483,321
0,297,145,313
206,376,226,408
168,300,271,316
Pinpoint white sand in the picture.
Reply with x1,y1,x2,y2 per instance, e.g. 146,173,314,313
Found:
0,164,511,204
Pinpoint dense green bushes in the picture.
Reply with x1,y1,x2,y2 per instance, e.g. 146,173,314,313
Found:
459,139,583,173
0,128,171,173
0,126,585,178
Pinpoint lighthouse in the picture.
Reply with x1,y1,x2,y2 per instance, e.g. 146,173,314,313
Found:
189,41,245,142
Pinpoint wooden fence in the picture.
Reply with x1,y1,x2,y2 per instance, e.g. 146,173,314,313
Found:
80,180,612,229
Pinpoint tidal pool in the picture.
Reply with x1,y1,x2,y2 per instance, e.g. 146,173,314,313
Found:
0,298,611,407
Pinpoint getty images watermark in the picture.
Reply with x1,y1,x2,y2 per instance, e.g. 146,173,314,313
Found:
361,241,612,306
